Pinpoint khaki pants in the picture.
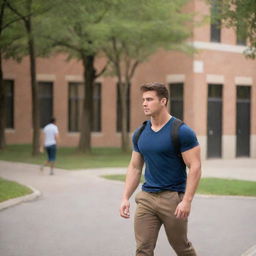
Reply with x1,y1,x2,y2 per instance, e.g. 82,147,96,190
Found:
134,191,197,256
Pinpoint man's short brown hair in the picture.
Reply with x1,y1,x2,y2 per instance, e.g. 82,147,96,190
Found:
140,82,169,105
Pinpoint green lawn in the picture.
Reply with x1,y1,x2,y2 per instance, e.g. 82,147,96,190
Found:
102,175,256,197
197,178,256,196
0,144,131,169
0,177,33,202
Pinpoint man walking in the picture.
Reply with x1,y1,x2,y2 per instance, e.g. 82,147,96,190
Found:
120,83,201,255
40,118,59,175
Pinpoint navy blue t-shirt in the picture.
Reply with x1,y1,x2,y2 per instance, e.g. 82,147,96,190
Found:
132,117,199,193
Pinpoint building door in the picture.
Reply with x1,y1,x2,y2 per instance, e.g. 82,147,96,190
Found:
38,82,53,127
169,83,184,120
236,86,251,157
207,84,223,158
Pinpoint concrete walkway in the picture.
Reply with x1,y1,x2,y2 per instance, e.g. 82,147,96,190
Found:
0,159,256,256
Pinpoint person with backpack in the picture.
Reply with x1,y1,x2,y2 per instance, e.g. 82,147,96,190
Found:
119,83,201,256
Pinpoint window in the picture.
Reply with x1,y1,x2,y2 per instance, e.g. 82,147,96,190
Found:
68,82,83,132
68,82,101,132
5,80,14,129
38,82,53,128
116,83,130,132
208,83,222,99
237,86,251,100
169,83,184,120
210,0,221,42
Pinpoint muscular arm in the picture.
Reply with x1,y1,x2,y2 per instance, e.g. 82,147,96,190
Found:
120,151,144,218
175,145,201,219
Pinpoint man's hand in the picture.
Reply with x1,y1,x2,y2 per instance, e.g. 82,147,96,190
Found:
174,200,191,219
120,199,130,218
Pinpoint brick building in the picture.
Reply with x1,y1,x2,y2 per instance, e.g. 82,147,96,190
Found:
3,0,256,159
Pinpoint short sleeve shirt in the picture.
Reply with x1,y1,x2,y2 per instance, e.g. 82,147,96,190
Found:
132,117,199,193
43,123,59,147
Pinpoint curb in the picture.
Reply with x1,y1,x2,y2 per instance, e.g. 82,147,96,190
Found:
0,185,41,211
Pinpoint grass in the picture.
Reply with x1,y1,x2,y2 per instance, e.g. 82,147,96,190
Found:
197,178,256,196
102,175,256,197
0,177,33,202
0,144,131,169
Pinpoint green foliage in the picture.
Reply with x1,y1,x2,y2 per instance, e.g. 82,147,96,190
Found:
0,177,32,202
103,0,193,75
36,0,193,72
3,0,194,69
2,0,60,60
212,0,256,58
0,0,23,60
41,0,118,60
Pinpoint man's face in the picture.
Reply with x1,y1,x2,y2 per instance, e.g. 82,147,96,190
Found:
142,91,166,117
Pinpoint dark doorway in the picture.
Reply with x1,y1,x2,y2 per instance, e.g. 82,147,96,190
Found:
169,83,184,120
236,86,251,157
207,84,223,158
38,82,53,128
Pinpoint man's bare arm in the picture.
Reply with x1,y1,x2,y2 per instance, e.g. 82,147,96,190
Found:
175,145,201,219
39,131,45,153
55,133,60,145
120,151,144,219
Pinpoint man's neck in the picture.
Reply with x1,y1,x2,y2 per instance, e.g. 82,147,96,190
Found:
150,112,172,131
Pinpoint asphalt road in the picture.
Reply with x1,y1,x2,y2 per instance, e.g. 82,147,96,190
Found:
0,160,256,256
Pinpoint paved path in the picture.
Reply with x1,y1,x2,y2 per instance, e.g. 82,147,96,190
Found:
0,159,256,256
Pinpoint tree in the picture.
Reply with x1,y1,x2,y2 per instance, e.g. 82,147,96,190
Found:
214,0,256,58
6,0,56,155
0,0,24,150
103,0,192,152
0,0,10,150
42,0,114,153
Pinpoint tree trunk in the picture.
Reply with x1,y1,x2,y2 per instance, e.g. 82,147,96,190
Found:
0,51,6,150
26,17,40,156
118,80,130,152
78,54,96,153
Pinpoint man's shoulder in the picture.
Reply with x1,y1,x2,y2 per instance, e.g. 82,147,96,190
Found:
178,122,199,151
43,124,50,131
178,123,196,135
44,123,58,131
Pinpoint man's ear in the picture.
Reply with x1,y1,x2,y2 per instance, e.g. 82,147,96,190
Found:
161,97,167,106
